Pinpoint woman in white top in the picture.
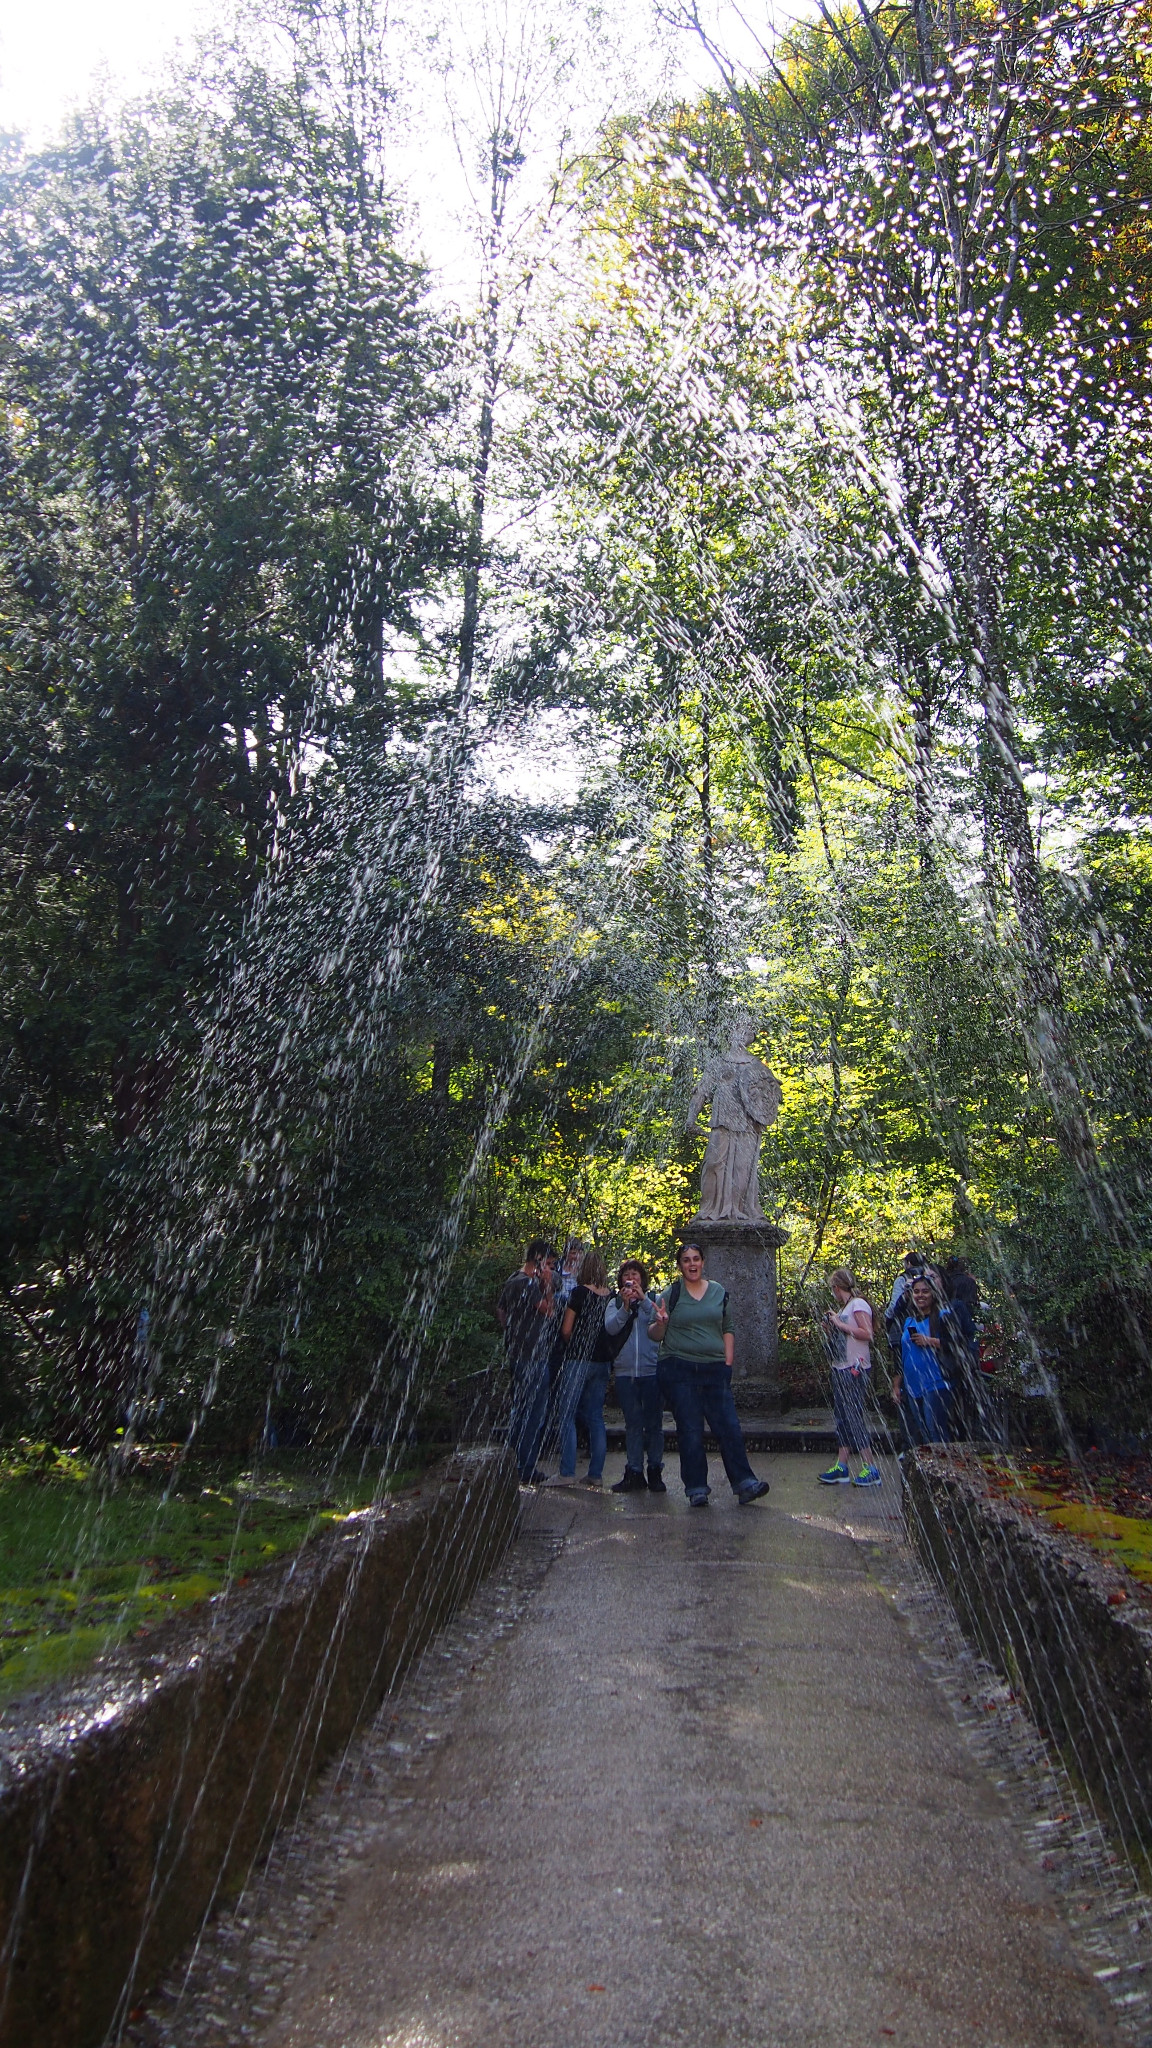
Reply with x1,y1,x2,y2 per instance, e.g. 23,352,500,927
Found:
818,1267,881,1487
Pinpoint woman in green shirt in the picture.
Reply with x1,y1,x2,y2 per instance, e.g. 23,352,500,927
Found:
649,1243,770,1507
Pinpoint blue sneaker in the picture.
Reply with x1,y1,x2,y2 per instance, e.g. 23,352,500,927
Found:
687,1488,710,1506
852,1465,882,1487
737,1478,770,1504
818,1462,851,1485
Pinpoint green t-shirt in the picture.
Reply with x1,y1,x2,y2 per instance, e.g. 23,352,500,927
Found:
657,1278,733,1364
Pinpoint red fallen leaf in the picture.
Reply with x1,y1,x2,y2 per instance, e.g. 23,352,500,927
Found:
1108,1589,1128,1605
129,2009,147,2023
882,2032,896,2038
588,1984,606,1993
749,1817,762,1828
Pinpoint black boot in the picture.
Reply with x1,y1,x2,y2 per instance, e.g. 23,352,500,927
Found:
646,1465,667,1493
611,1466,646,1493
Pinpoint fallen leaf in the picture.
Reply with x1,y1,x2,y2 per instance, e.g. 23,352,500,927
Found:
588,1984,606,1993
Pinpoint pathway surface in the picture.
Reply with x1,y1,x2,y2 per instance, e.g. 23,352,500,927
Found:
145,1453,1121,2048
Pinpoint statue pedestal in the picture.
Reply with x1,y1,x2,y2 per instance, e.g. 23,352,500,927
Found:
686,1219,789,1413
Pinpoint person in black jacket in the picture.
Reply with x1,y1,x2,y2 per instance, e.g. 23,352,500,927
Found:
496,1239,558,1483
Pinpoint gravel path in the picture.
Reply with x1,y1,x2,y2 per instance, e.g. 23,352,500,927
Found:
129,1453,1138,2048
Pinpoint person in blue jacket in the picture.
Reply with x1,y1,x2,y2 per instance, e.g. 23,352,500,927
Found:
891,1275,952,1446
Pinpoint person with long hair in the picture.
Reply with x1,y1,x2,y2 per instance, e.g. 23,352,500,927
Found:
891,1274,951,1446
649,1242,769,1507
552,1249,614,1488
818,1268,882,1486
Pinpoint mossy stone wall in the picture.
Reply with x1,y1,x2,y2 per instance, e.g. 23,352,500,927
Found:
0,1447,518,2048
906,1448,1152,1852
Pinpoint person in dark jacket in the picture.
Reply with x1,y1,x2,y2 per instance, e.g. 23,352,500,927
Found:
496,1239,558,1483
944,1256,980,1316
939,1271,986,1440
603,1260,665,1493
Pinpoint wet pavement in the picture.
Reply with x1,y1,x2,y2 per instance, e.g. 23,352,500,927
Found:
138,1451,1121,2047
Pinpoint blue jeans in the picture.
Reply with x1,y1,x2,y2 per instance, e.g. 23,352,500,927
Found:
617,1373,664,1473
509,1357,550,1480
557,1360,610,1479
658,1357,756,1496
900,1386,950,1448
551,1351,588,1473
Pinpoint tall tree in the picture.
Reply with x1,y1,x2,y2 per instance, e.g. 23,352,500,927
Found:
0,22,454,1428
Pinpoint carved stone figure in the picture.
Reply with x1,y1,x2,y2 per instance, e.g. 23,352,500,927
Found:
687,1016,782,1224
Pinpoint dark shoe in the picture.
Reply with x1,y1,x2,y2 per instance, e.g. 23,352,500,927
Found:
611,1467,646,1493
647,1467,667,1493
737,1477,771,1504
528,1467,549,1486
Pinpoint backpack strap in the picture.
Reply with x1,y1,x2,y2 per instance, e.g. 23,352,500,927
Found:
667,1280,727,1313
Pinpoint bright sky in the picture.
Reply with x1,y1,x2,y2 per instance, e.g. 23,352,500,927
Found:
0,0,206,144
0,0,776,154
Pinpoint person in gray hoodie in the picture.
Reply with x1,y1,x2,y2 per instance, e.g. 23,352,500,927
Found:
604,1260,666,1494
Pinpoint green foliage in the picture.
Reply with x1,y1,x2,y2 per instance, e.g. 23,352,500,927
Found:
0,33,456,1438
2,0,1152,1473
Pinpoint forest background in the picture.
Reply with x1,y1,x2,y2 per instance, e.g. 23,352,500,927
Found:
1,0,1150,1457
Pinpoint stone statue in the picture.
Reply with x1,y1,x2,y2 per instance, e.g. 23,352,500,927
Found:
687,1015,782,1224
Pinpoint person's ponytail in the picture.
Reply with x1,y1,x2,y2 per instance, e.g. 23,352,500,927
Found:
829,1267,872,1319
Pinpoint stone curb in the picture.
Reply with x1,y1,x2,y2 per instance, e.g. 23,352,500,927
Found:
905,1447,1152,1856
0,1445,519,2048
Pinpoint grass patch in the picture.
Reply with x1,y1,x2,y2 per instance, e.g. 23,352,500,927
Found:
0,1444,426,1705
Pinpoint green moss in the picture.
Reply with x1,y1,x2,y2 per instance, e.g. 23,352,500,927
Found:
991,1466,1152,1584
0,1451,424,1705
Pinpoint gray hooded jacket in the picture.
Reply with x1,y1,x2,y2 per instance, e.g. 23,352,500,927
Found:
603,1293,660,1378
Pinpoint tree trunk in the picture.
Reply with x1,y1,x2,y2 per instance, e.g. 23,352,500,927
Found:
959,481,1096,1176
909,651,935,876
